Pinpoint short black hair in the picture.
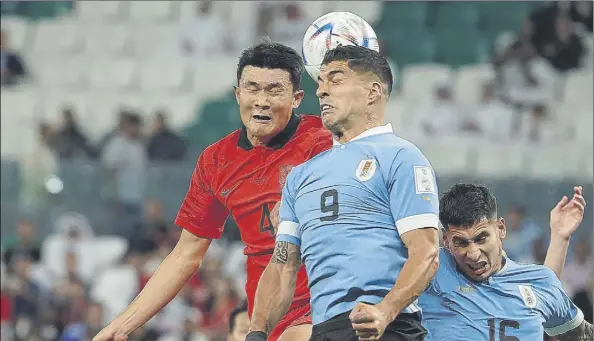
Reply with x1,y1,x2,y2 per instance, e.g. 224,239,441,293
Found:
228,300,248,332
237,42,304,90
322,45,393,95
439,184,497,230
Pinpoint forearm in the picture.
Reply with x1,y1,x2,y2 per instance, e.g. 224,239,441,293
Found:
250,263,297,334
109,246,202,335
544,234,571,279
378,247,439,320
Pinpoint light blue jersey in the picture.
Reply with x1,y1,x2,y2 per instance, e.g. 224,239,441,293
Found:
276,124,439,325
420,249,584,341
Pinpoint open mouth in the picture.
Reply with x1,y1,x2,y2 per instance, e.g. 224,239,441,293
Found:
467,261,488,275
252,115,272,122
320,104,334,114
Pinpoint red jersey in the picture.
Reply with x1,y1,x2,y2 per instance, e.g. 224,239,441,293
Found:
175,114,332,338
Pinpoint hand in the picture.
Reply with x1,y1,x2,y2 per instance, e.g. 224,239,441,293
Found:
93,326,128,341
349,302,392,341
270,202,281,233
550,186,586,241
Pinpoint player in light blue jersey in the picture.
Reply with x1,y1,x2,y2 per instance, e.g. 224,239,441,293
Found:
419,184,592,341
247,46,439,341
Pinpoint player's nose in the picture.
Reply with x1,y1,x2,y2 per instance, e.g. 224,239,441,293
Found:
465,245,482,261
316,82,329,99
253,95,271,110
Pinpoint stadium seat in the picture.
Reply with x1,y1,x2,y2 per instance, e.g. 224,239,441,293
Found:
574,110,593,142
454,64,495,104
0,161,21,200
563,70,594,107
526,144,584,179
131,24,177,58
21,1,73,20
434,3,479,29
400,64,453,102
192,57,237,99
82,24,134,57
88,59,138,91
382,31,436,67
417,137,471,175
30,19,83,56
140,94,199,130
376,2,428,31
435,29,489,67
0,88,38,122
384,97,408,134
74,1,124,22
34,56,89,91
128,1,178,23
138,58,191,93
1,16,30,51
473,143,525,178
41,235,97,283
1,1,23,16
37,91,89,123
479,2,535,32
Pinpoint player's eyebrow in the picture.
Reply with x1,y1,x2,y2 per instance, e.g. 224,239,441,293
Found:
318,69,344,82
264,82,284,90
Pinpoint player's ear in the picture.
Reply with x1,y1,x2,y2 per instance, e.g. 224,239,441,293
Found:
497,218,507,240
234,85,240,103
442,231,450,249
292,89,305,109
367,81,383,104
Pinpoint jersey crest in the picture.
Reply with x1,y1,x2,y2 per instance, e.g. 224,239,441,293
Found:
518,284,538,308
356,159,377,182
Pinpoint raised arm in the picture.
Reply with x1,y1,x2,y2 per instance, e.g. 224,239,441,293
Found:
544,186,586,278
94,230,211,340
248,240,301,338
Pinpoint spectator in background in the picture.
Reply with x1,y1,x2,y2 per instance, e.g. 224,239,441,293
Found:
540,14,584,72
412,80,469,139
180,1,230,57
503,205,543,263
493,25,559,111
472,81,515,141
571,277,593,324
569,1,593,33
266,3,309,51
563,238,593,297
97,110,131,154
101,113,147,236
55,106,95,160
129,199,172,255
21,122,59,208
517,104,556,143
147,110,186,161
156,308,208,341
2,219,41,265
227,302,248,341
0,30,27,87
60,301,103,341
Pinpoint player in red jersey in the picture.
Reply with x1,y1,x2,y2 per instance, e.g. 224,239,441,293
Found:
93,43,332,341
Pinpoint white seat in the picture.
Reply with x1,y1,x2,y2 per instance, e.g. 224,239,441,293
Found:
142,94,199,130
1,17,30,51
82,25,134,57
455,64,495,104
385,97,408,134
574,113,593,142
1,88,39,158
563,70,593,106
138,58,190,93
192,56,237,98
35,56,89,91
526,143,583,179
0,88,39,123
131,24,177,58
75,1,124,22
128,1,177,23
417,137,472,175
324,1,382,24
473,143,525,177
88,59,138,90
401,64,453,102
30,19,83,56
582,146,593,180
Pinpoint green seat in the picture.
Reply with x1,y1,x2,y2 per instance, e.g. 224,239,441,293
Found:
479,2,536,32
435,29,489,67
0,161,21,201
383,31,436,67
376,2,428,32
22,1,73,20
297,76,320,115
434,3,479,29
1,1,24,16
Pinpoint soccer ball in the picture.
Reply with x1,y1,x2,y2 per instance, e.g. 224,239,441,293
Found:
302,12,380,80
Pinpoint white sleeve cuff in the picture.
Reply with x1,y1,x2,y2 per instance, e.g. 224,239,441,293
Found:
277,221,300,238
545,309,584,336
395,213,439,235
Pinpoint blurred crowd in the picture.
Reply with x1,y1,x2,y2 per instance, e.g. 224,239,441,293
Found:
1,1,592,341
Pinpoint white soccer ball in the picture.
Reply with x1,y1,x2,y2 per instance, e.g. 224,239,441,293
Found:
302,12,380,80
